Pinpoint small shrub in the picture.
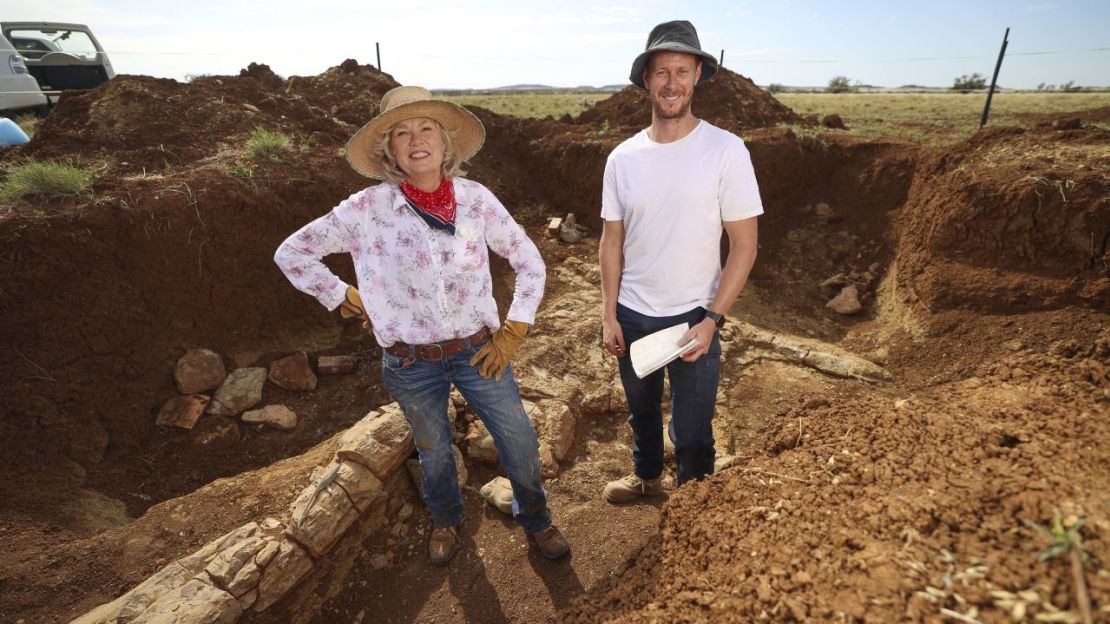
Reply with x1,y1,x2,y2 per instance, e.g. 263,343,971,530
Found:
952,73,987,90
766,83,786,94
246,127,292,161
0,161,93,201
826,76,856,94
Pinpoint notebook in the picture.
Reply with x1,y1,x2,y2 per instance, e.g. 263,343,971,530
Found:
629,323,699,379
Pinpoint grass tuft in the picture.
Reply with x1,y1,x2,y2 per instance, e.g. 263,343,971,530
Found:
1,160,93,202
246,127,293,161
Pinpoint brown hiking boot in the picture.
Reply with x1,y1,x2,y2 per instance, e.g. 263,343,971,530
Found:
603,474,664,504
428,526,459,565
531,525,570,559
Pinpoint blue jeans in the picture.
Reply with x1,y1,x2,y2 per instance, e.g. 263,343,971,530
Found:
616,303,721,485
381,341,551,534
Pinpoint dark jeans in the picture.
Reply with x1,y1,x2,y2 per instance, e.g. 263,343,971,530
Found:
616,303,721,484
382,342,551,534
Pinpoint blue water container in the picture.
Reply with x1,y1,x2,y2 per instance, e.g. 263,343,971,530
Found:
0,118,30,146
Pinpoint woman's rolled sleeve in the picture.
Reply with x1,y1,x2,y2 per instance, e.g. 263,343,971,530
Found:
274,193,365,310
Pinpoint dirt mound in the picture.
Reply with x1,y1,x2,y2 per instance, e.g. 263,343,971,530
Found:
284,59,400,126
576,67,802,131
21,74,345,173
18,60,400,175
894,125,1110,314
564,329,1110,622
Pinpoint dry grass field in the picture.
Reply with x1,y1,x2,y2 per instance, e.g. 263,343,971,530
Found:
776,91,1110,144
439,90,613,119
439,90,1110,146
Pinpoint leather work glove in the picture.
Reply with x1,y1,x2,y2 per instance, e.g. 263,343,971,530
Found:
338,285,368,320
470,320,529,381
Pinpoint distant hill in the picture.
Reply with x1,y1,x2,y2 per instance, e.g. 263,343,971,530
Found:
433,84,623,95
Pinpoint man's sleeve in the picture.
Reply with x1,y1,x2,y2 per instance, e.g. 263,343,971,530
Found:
600,154,624,221
720,140,764,221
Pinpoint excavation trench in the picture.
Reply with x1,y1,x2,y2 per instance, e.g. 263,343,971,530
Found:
2,64,1107,624
27,129,918,623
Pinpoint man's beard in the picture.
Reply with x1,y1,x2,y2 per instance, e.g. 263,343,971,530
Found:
652,94,692,120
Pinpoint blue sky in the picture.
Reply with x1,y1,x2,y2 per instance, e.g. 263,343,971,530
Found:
5,0,1107,88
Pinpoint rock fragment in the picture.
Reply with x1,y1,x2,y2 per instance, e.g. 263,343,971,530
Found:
208,368,267,416
242,405,298,430
268,351,317,391
156,394,210,430
175,348,226,394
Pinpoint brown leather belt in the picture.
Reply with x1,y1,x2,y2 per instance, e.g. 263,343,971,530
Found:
385,327,491,362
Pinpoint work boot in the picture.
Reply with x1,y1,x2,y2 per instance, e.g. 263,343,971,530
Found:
603,474,664,504
428,526,459,565
531,525,570,559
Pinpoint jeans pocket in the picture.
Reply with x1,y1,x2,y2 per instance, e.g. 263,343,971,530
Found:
382,351,409,371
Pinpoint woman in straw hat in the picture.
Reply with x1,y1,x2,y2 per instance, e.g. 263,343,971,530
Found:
274,86,568,564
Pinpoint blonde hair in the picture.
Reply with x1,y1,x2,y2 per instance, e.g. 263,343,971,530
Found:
372,119,467,184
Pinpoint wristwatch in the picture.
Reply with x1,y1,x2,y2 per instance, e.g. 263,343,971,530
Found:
704,309,725,329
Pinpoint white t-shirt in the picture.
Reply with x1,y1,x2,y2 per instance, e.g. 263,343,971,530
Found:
601,120,764,317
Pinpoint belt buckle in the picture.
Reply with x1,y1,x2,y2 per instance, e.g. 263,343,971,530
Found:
424,342,445,361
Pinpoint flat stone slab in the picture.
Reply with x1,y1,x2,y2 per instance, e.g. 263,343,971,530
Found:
242,405,298,431
318,355,357,375
208,367,267,417
156,394,210,430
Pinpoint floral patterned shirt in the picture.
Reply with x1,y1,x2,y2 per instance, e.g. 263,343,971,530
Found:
274,177,545,347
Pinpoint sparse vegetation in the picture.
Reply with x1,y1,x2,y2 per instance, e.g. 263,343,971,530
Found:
246,127,293,161
1037,81,1085,92
0,160,93,202
1024,509,1093,624
13,113,42,139
227,161,254,179
952,73,988,90
766,83,786,94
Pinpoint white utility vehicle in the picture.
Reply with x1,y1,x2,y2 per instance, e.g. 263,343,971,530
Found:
1,22,115,107
0,31,48,114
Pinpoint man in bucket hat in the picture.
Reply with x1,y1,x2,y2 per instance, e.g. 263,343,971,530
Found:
599,21,763,502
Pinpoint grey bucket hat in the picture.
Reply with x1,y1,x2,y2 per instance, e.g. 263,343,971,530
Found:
629,20,719,89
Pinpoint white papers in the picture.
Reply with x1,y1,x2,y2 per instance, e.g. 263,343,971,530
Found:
629,323,699,379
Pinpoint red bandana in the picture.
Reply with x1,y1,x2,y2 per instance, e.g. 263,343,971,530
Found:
401,178,456,226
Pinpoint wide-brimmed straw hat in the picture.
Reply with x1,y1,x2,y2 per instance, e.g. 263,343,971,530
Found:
629,20,719,89
346,85,485,179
